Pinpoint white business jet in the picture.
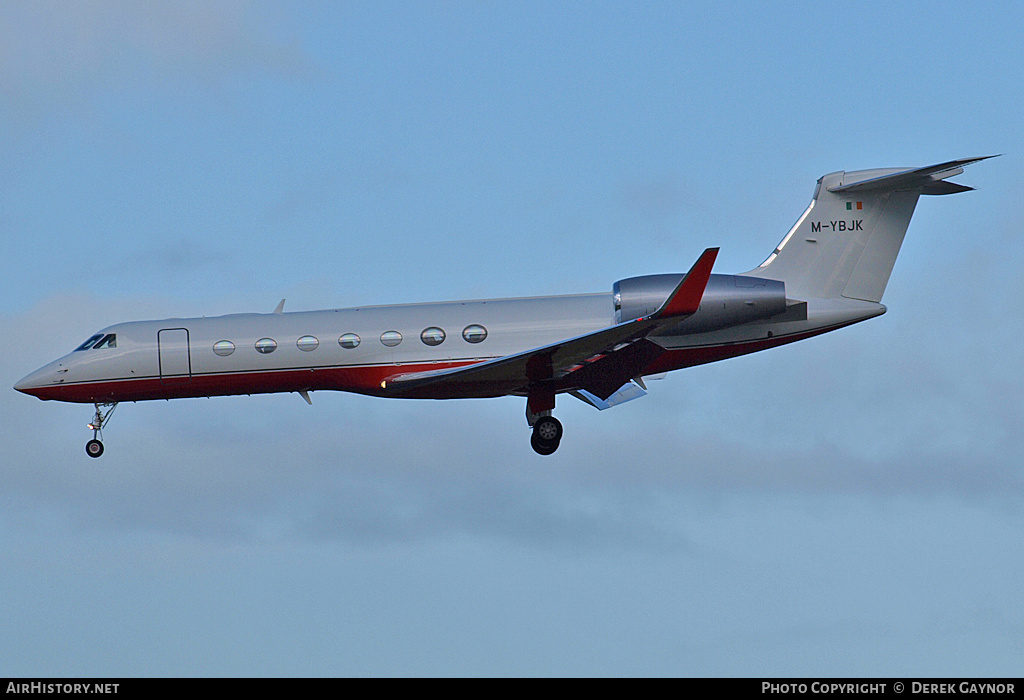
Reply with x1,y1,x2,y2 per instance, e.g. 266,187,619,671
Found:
15,157,992,457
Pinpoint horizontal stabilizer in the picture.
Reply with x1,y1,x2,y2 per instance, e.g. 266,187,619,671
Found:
828,156,996,195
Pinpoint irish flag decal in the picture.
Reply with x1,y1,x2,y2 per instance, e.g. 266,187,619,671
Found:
846,201,863,210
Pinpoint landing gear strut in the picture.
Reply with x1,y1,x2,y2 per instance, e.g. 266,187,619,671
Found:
86,402,117,458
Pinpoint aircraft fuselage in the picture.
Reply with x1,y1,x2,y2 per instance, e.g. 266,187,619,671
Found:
15,284,882,405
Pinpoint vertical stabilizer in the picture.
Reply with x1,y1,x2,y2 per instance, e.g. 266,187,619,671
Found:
747,157,992,302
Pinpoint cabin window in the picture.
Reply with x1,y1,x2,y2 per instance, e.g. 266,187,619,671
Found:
462,324,487,344
92,334,117,349
213,340,235,357
339,333,361,349
255,338,278,354
297,335,319,352
380,330,403,347
420,327,446,346
75,334,104,351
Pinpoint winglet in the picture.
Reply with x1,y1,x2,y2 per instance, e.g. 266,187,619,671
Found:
653,247,719,318
274,299,286,314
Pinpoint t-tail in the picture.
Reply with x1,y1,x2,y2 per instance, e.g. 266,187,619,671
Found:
747,157,995,302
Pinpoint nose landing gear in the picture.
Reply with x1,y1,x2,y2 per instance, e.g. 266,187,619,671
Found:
86,402,117,458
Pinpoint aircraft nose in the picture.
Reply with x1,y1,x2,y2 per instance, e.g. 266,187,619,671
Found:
14,365,57,397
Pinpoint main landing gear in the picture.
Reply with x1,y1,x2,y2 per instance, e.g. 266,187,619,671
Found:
85,402,117,458
530,415,563,456
526,383,563,455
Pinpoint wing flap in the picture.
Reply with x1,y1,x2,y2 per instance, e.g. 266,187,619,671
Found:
561,338,664,400
570,382,647,410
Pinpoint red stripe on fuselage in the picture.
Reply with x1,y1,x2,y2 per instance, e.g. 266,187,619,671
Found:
21,360,484,403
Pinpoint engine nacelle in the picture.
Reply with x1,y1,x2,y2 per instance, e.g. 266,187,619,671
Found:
612,273,789,332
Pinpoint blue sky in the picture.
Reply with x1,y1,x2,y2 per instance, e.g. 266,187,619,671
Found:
2,1,1022,676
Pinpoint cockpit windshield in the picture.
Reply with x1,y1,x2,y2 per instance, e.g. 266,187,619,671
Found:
75,334,104,351
74,333,116,351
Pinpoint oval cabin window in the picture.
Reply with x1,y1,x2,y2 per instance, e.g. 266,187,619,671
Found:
296,335,319,352
255,338,278,354
420,327,446,346
380,331,403,347
462,324,487,344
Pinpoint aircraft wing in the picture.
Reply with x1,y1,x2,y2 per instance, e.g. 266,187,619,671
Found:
382,248,718,400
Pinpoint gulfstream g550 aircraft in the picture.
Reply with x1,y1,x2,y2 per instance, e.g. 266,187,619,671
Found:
16,157,992,457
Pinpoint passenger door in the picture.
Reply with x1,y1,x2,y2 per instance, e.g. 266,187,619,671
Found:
158,328,192,380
